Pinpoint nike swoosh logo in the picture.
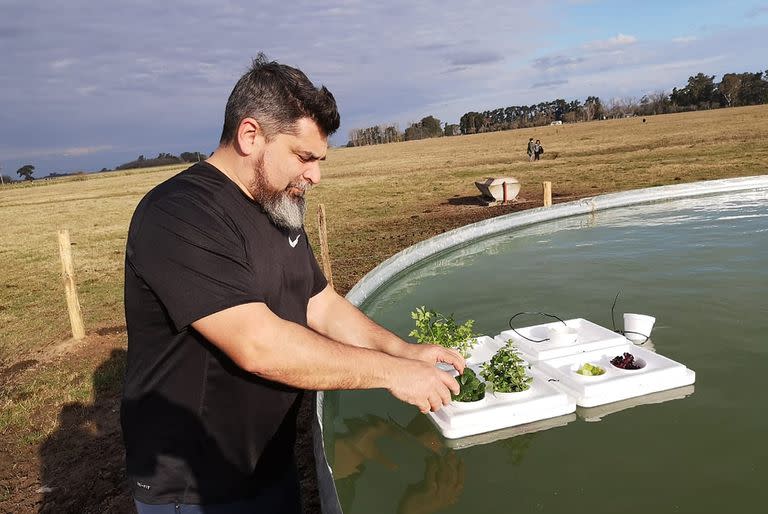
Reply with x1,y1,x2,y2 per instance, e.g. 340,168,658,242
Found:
288,234,301,248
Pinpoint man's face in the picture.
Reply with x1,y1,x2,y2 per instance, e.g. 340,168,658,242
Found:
247,118,328,230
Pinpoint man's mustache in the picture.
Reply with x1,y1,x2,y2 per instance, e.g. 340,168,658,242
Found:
286,181,312,196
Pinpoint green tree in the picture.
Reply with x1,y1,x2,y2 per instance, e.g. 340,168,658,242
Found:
17,164,35,181
682,73,716,107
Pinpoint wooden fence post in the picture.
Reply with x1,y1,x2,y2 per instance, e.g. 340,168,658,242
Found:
317,204,334,290
543,181,553,207
57,229,86,339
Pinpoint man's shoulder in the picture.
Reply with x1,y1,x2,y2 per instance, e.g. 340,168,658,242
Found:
129,163,239,237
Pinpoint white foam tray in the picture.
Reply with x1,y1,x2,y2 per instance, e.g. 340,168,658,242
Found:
535,343,696,407
445,413,577,450
427,366,576,439
576,384,695,422
496,318,628,362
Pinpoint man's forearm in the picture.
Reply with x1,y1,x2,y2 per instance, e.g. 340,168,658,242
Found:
307,288,413,357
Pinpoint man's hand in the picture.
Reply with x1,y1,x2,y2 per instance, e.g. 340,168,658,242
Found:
400,343,466,374
386,359,460,414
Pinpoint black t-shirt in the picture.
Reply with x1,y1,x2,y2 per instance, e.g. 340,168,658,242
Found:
121,162,328,510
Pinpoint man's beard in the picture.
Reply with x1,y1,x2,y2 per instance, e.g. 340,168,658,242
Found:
247,156,311,231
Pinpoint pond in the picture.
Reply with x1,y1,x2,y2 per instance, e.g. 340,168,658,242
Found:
324,188,767,514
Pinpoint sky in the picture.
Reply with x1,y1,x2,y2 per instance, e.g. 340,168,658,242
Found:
1,0,766,178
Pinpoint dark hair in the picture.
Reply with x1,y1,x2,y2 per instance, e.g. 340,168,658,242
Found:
219,53,340,144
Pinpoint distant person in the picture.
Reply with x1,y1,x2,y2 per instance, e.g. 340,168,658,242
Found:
122,54,464,514
527,138,535,161
534,139,544,161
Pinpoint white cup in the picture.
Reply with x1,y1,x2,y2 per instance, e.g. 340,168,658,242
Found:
548,325,578,345
623,313,656,342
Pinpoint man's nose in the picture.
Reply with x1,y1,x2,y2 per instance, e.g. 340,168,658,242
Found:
303,161,321,185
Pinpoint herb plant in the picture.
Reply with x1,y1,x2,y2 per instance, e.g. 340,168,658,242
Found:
409,306,479,358
481,342,532,393
452,368,486,402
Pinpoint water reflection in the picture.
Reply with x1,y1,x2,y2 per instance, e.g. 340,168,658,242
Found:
332,414,461,514
330,409,565,513
577,385,695,422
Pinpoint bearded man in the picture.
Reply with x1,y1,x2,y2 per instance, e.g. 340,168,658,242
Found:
121,55,464,514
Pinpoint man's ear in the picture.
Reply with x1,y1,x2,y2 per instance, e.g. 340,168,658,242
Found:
236,117,266,156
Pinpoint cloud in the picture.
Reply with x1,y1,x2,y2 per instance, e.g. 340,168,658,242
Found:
446,51,504,67
50,58,76,71
62,145,114,157
532,55,586,70
672,36,698,43
0,145,115,160
532,79,569,88
584,33,638,51
745,5,768,16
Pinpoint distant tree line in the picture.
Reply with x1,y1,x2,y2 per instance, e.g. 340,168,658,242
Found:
115,151,208,170
345,69,768,146
346,116,457,147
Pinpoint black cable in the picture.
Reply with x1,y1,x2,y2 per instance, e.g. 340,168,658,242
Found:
610,290,650,345
507,312,567,343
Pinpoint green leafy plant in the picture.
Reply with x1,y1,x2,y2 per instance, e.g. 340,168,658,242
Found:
481,342,532,393
409,306,479,358
452,368,486,402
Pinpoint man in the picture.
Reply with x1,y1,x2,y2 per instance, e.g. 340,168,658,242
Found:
121,54,464,514
526,137,535,161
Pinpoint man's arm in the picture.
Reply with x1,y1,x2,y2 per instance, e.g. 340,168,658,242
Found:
191,302,460,413
306,285,465,369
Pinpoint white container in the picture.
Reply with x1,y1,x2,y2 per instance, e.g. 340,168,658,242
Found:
549,325,578,345
623,313,656,342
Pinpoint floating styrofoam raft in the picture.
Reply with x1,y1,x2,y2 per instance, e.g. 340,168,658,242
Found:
534,344,696,408
445,413,577,450
496,318,628,362
427,367,576,439
576,384,695,422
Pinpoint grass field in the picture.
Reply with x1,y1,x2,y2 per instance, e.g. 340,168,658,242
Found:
0,104,766,512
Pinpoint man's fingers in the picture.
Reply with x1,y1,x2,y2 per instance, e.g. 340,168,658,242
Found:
437,348,465,373
437,382,452,407
441,373,461,396
428,393,443,412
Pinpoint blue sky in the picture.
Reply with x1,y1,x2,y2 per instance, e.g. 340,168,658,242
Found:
1,0,766,178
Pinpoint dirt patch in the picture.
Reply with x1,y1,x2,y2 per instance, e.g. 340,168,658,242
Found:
0,331,131,514
96,325,127,337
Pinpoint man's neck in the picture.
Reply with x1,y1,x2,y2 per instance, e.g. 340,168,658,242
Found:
207,148,254,199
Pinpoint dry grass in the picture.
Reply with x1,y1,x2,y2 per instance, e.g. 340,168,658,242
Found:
1,105,767,364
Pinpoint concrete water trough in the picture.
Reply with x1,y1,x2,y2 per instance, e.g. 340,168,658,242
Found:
474,177,521,203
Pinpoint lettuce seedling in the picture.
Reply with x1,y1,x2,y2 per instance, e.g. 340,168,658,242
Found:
452,368,486,402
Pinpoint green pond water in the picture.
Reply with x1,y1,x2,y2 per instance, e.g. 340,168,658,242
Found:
324,189,768,514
